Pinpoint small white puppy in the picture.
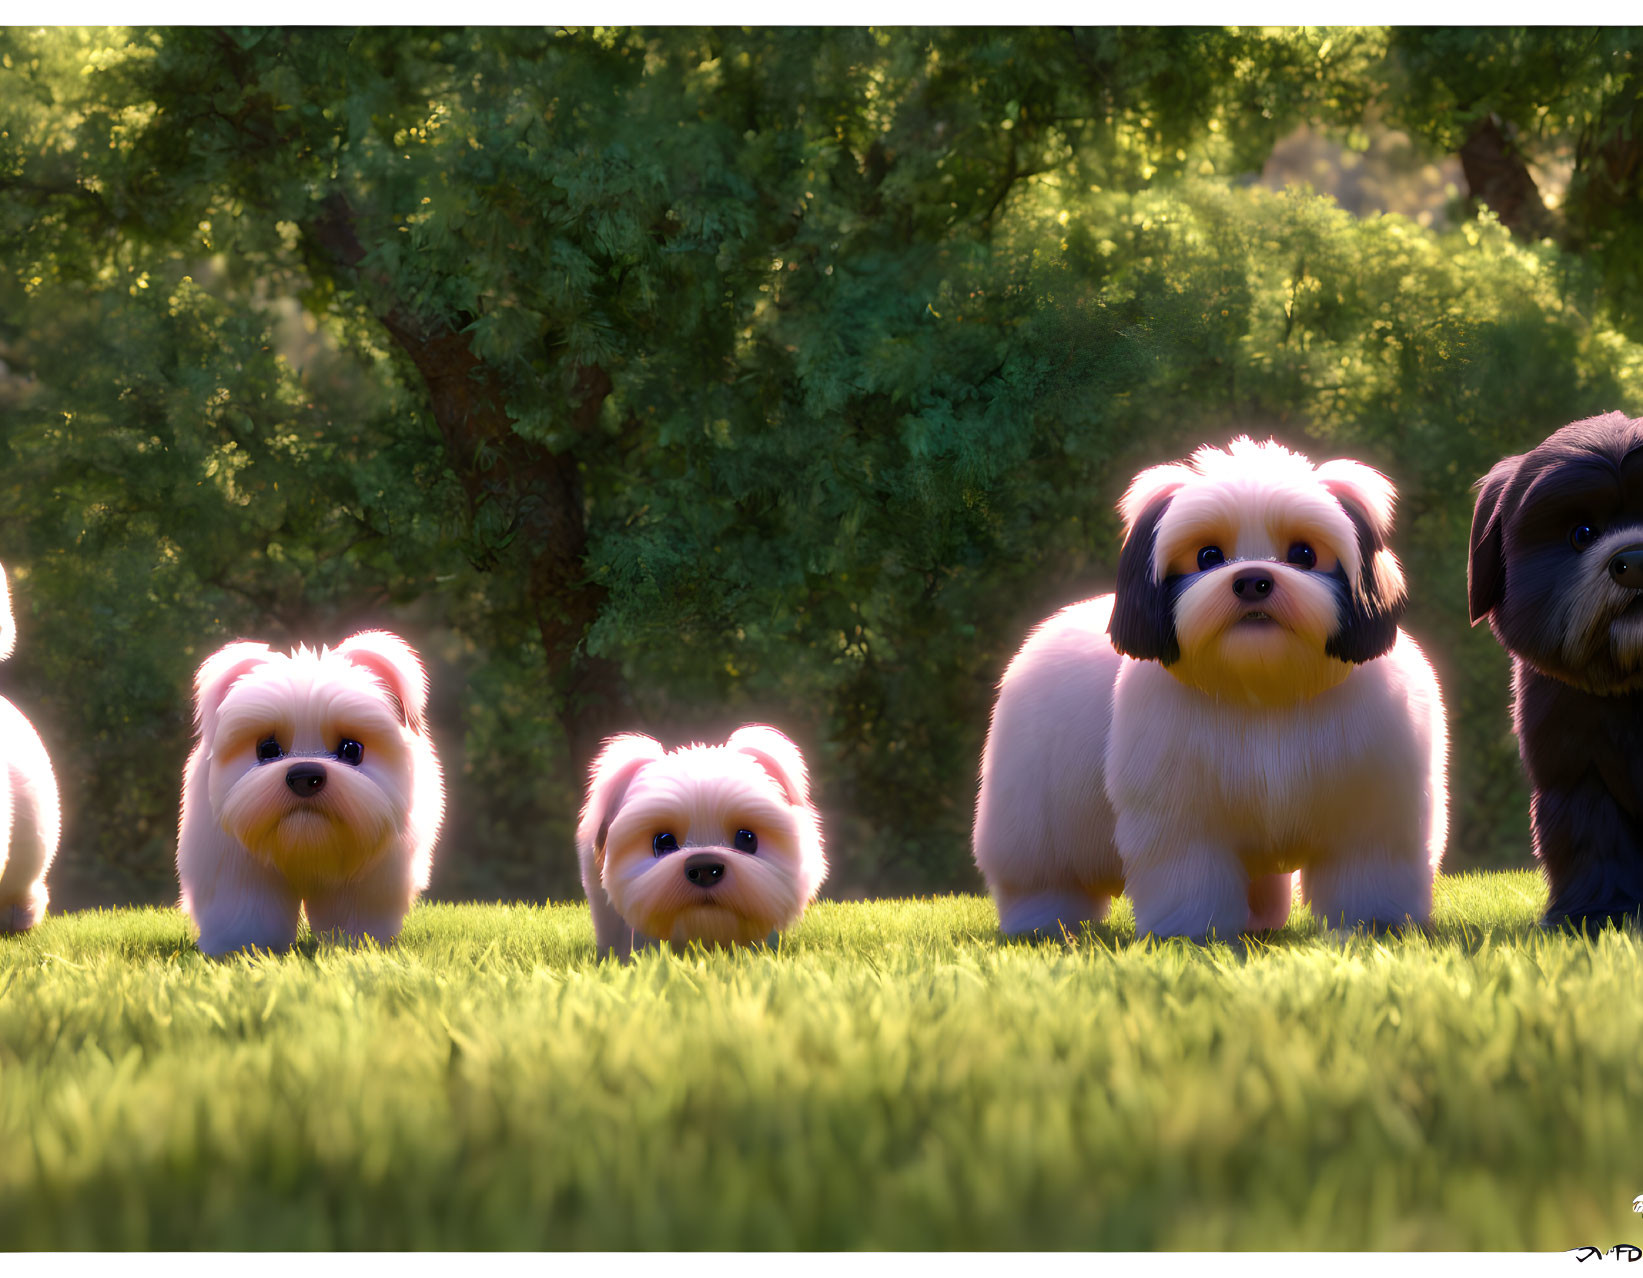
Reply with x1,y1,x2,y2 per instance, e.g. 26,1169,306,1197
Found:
177,630,445,956
0,564,61,932
973,437,1448,941
578,726,826,958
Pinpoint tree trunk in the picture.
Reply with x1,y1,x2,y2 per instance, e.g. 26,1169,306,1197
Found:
304,193,631,773
1459,113,1559,243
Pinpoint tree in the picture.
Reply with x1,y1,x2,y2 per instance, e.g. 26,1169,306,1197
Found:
2,27,1641,900
1369,29,1643,334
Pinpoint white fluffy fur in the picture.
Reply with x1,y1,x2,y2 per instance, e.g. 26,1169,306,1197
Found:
577,725,826,959
177,630,445,956
973,438,1448,941
0,564,61,932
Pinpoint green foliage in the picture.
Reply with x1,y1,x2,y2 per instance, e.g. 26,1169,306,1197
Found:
1381,29,1643,334
4,876,1643,1248
2,28,1642,901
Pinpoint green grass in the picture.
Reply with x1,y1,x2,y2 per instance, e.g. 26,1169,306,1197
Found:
2,870,1640,1249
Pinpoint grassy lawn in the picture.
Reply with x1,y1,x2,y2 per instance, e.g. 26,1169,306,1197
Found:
1,869,1640,1250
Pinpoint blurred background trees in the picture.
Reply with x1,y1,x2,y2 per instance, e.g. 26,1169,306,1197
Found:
2,26,1640,905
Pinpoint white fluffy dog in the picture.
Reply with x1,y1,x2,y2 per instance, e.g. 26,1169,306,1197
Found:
577,726,826,958
177,630,445,956
973,437,1448,941
0,564,61,932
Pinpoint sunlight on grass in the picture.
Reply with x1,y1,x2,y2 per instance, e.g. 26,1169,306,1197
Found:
1,870,1639,1249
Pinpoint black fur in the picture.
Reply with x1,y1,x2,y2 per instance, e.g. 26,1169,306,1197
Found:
1468,411,1643,928
1107,492,1181,665
1467,455,1519,624
1322,491,1407,665
1515,663,1643,927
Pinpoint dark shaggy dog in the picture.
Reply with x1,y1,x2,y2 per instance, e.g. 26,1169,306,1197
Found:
1470,411,1643,928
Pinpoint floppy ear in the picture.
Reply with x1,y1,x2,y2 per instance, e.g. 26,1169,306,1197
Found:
0,563,13,662
578,734,666,872
1468,455,1520,625
728,724,810,807
1107,491,1182,665
1117,461,1197,529
1316,458,1397,544
335,630,430,733
1323,489,1409,665
194,640,275,742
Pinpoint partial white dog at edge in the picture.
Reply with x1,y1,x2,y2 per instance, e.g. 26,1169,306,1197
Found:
0,564,61,933
177,630,445,957
577,726,826,959
973,437,1448,942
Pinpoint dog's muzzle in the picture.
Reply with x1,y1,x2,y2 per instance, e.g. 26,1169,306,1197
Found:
1609,545,1643,590
684,852,725,887
285,762,327,797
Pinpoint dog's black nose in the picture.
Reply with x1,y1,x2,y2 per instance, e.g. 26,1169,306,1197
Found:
1232,570,1273,599
683,852,725,887
1608,545,1643,589
285,762,327,797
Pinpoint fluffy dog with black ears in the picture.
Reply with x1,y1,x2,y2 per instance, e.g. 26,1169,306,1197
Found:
176,631,445,956
973,437,1448,941
0,564,61,932
1469,411,1643,929
578,726,826,958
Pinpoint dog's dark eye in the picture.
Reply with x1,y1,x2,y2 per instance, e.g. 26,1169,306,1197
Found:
653,832,679,856
733,828,758,854
1286,542,1317,569
255,737,283,762
1571,524,1599,550
1197,546,1225,571
337,738,364,766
